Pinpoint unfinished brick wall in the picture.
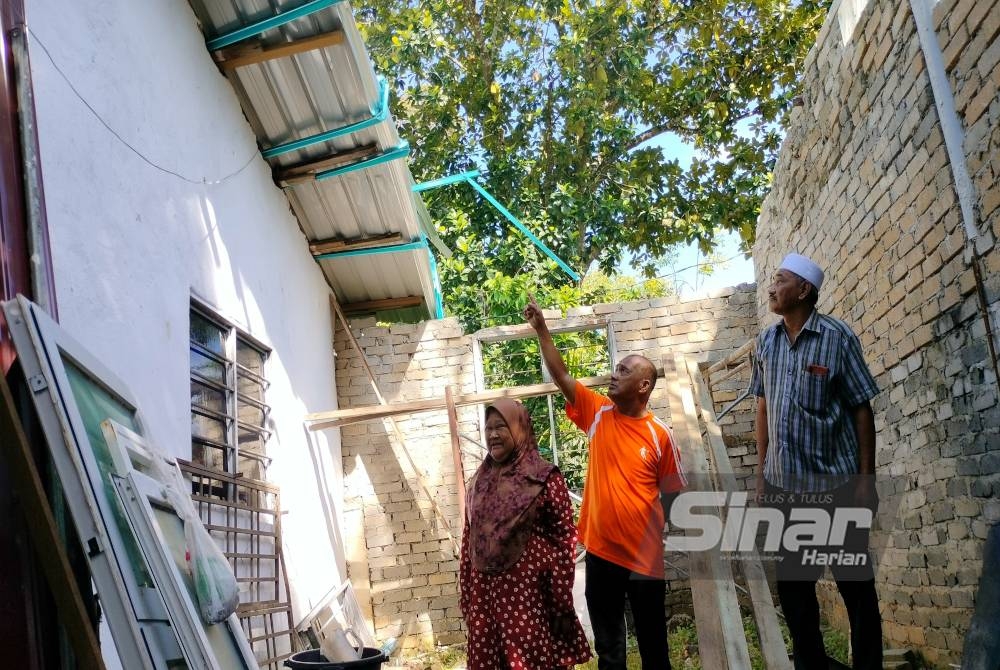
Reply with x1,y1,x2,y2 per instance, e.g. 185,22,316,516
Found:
753,0,1000,663
336,318,476,651
335,286,759,651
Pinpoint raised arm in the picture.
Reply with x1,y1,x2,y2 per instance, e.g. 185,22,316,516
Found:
523,296,577,404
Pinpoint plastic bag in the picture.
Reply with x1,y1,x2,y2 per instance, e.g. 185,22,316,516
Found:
152,456,240,624
184,513,240,624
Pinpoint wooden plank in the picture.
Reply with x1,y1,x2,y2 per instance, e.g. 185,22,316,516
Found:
445,386,467,523
274,144,379,185
0,373,106,670
711,359,750,387
214,30,346,70
340,296,423,314
676,353,751,669
705,339,755,379
473,315,610,343
662,355,730,670
688,359,790,670
309,233,402,256
306,373,622,430
685,363,739,490
664,354,753,670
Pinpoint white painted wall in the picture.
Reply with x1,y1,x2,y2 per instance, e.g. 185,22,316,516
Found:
26,0,348,648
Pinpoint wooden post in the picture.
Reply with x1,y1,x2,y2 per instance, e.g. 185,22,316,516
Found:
663,353,752,670
0,373,105,670
445,386,466,523
687,359,791,670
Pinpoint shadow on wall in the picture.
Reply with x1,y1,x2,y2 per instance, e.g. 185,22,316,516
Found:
362,419,461,650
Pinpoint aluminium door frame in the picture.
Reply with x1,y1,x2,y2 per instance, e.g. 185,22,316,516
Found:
2,295,254,669
4,296,157,668
104,419,258,670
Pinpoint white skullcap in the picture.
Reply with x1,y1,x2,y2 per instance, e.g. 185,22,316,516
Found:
779,253,824,291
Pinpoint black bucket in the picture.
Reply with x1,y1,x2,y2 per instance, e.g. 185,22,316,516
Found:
283,648,386,670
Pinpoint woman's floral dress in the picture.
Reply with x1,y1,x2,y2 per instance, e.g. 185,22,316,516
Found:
460,472,592,669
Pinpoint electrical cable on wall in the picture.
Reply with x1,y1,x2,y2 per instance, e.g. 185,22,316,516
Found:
28,28,260,186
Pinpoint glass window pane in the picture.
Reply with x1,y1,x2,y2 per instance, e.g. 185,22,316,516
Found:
237,339,265,376
190,380,226,414
237,454,264,481
191,311,226,355
190,307,272,485
237,373,264,403
237,401,265,428
63,359,153,587
192,443,227,472
191,349,226,385
191,412,226,444
238,427,266,455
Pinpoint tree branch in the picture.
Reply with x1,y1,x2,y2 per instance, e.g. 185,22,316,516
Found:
585,101,763,192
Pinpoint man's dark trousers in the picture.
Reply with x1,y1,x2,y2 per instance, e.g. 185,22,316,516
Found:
584,553,671,670
765,482,882,670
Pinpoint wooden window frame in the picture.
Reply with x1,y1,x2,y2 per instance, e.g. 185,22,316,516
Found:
471,316,617,465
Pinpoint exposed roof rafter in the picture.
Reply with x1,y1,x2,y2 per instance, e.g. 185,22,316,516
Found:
213,29,345,71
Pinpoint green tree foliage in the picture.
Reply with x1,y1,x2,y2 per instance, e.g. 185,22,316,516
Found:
356,0,831,324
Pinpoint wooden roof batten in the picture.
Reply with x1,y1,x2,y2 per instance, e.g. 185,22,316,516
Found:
309,233,403,256
340,296,424,315
274,144,381,187
212,29,346,70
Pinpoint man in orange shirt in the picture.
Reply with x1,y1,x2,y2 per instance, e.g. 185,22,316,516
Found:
524,297,686,670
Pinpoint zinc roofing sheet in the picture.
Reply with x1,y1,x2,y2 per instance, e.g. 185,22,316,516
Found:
186,0,439,319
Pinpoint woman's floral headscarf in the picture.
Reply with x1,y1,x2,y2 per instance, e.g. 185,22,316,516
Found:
465,398,556,573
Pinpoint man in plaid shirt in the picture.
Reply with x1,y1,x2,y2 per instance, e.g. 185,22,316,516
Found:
750,253,882,670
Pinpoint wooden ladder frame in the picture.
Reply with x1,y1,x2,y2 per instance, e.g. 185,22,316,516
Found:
663,351,790,670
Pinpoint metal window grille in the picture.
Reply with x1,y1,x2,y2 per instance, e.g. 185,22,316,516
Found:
186,305,296,668
180,460,296,668
190,306,272,494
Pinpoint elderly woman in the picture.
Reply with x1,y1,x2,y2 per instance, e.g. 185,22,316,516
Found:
460,398,592,669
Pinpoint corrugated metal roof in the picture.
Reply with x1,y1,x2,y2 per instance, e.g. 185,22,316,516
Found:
186,0,442,321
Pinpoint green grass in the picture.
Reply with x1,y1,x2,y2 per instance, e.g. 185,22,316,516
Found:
424,615,862,669
576,615,795,670
575,620,705,669
822,626,850,665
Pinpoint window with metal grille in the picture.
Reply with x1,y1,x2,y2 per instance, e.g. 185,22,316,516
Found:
189,305,272,488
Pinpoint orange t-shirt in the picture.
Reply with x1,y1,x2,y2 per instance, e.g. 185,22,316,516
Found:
567,382,686,578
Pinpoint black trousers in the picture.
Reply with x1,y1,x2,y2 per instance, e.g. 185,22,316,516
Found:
584,553,671,670
764,482,882,670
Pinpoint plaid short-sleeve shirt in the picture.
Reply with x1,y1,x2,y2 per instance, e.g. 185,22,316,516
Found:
749,310,879,492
